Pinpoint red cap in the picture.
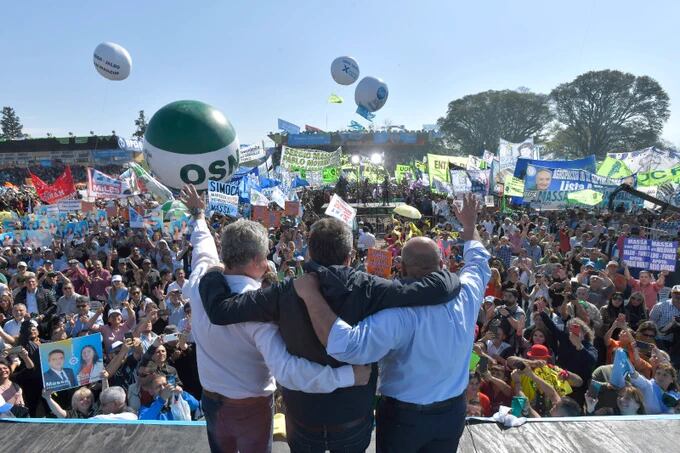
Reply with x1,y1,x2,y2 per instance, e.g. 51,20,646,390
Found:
526,344,551,360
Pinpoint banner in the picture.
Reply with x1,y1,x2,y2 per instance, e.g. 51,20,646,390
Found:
239,144,266,163
394,164,412,182
522,165,636,210
30,166,77,204
566,189,604,206
607,147,680,174
511,155,598,203
482,150,495,166
427,154,468,189
57,199,82,212
623,238,677,272
467,170,491,196
503,175,525,197
499,138,537,172
40,333,104,392
366,248,393,278
325,194,356,227
252,205,268,223
284,201,301,217
278,118,300,135
636,164,680,187
287,133,332,146
280,146,341,172
87,168,122,198
208,180,240,217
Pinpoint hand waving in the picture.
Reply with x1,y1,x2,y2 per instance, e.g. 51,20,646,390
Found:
179,184,205,216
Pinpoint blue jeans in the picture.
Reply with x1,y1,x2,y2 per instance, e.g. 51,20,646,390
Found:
376,394,466,453
201,391,273,453
286,414,374,453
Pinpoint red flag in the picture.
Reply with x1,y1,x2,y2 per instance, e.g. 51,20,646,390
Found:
30,166,77,204
305,124,325,133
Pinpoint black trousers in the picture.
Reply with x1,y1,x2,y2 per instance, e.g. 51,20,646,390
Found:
376,394,466,453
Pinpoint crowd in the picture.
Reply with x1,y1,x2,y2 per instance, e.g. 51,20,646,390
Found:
0,172,678,450
0,164,125,187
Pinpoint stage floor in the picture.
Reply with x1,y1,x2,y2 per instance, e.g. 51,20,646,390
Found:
2,415,679,452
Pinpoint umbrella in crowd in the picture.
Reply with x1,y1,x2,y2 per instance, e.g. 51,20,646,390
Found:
393,204,422,219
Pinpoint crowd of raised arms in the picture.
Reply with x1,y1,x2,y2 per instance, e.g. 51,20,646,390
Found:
0,177,678,442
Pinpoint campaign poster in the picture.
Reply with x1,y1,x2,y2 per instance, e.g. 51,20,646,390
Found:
40,333,104,392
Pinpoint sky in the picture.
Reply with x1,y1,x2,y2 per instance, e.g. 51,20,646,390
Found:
1,0,680,148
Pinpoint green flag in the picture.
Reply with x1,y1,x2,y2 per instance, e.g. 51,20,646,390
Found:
637,164,680,187
322,166,339,183
328,93,344,104
567,189,604,206
597,157,632,179
394,164,412,182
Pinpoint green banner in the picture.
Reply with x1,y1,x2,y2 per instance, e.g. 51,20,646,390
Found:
503,175,525,197
322,166,340,183
636,165,680,187
394,164,412,182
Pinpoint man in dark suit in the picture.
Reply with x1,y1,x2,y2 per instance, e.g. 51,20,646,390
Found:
42,349,77,391
14,274,57,335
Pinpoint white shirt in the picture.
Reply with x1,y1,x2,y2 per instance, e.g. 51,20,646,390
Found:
187,218,355,399
91,412,138,421
167,280,187,294
25,291,38,314
357,231,376,251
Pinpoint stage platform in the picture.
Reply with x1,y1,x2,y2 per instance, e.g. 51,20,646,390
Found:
1,415,679,452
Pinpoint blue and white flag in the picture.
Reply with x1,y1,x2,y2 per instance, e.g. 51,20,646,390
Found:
277,118,301,135
356,106,375,122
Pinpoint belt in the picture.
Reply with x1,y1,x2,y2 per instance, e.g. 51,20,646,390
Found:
291,414,370,433
202,389,271,406
381,394,463,412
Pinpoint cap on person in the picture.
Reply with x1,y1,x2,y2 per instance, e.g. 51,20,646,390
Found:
526,344,551,360
607,261,619,268
484,296,495,304
583,261,596,268
671,285,680,294
17,261,27,268
108,309,122,317
44,260,53,265
111,275,123,283
68,259,80,265
142,259,152,265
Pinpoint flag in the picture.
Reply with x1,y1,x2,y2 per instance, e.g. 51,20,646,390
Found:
250,188,270,206
356,106,375,121
328,93,344,104
87,168,122,199
129,207,145,228
348,120,366,131
305,124,325,133
30,166,77,204
129,163,173,203
407,223,423,240
597,156,633,179
567,189,604,206
277,118,301,135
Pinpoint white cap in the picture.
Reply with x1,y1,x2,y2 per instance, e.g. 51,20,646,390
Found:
111,275,123,283
17,261,27,268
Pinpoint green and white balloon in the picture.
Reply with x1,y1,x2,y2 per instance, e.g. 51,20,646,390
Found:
143,100,240,190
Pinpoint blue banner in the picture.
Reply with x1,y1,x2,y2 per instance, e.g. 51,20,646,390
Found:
511,155,597,204
523,165,638,210
287,133,332,146
623,238,677,272
277,118,301,135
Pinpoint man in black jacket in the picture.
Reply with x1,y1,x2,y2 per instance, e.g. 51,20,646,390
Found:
199,217,461,452
14,274,57,335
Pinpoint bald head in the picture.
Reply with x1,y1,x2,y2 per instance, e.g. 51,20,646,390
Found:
401,237,443,278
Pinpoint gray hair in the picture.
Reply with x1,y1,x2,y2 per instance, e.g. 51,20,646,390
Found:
100,386,126,411
220,220,269,268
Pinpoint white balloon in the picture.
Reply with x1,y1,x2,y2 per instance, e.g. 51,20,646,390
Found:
331,56,360,85
354,76,389,112
93,42,132,81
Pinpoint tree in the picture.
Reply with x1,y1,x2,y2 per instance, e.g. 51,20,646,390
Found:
550,70,670,158
133,110,147,139
0,106,24,139
437,89,552,155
